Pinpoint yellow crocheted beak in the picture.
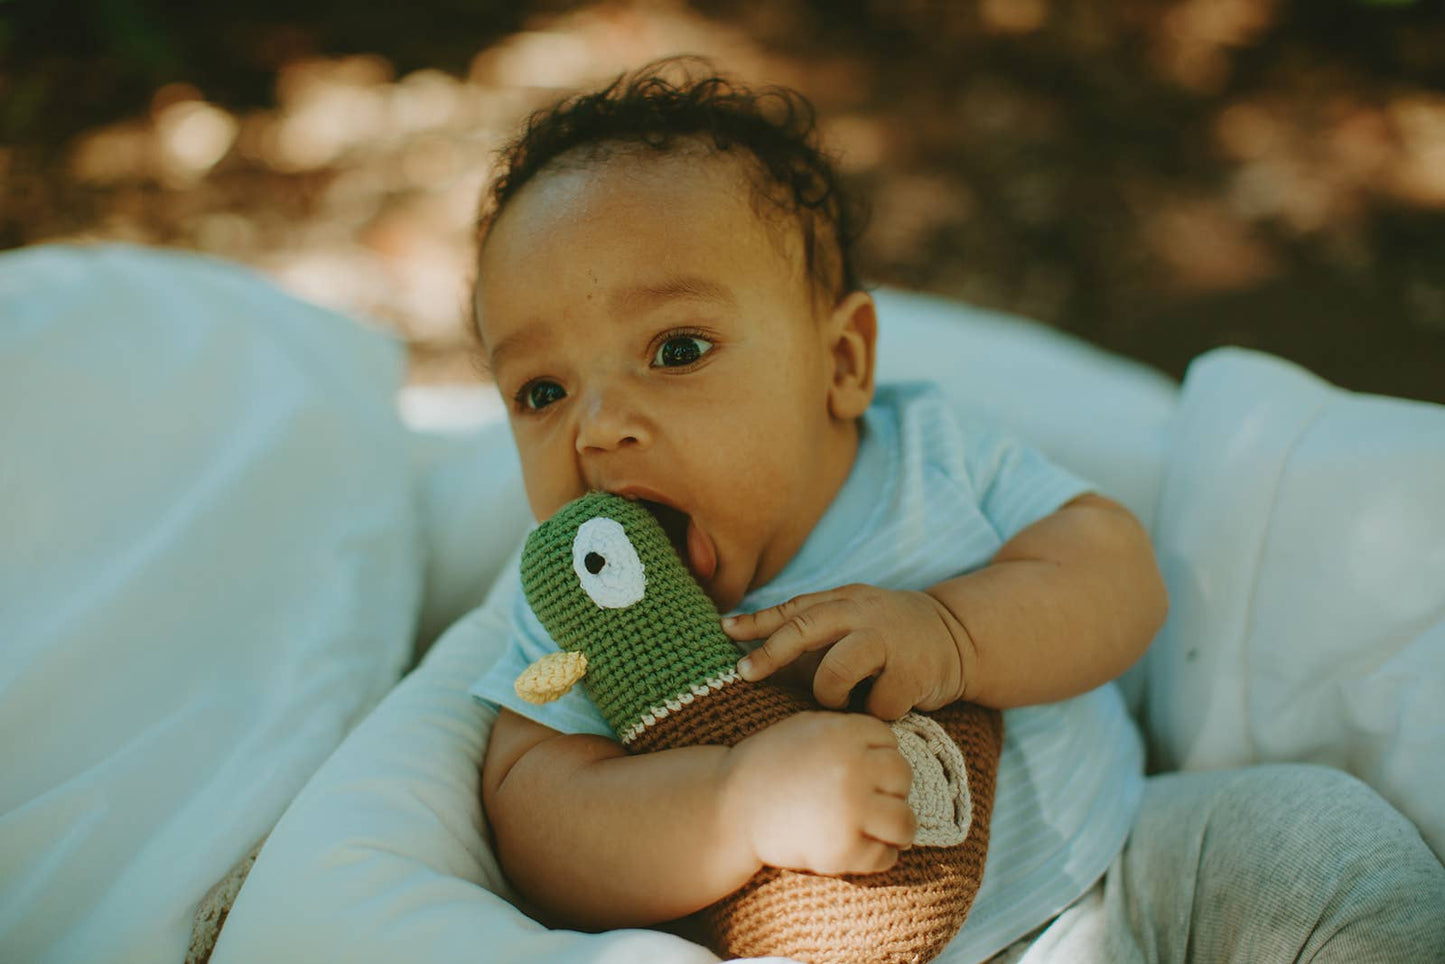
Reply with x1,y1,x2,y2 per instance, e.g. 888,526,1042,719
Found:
514,651,589,704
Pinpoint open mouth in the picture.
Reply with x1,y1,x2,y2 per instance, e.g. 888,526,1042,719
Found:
639,499,692,570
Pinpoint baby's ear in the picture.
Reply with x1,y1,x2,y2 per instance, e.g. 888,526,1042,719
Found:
825,290,877,420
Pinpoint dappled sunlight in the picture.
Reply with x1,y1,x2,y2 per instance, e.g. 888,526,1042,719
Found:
979,0,1050,36
32,1,791,378
1388,94,1445,206
1140,195,1280,292
3,0,1442,399
1153,0,1281,93
154,98,239,185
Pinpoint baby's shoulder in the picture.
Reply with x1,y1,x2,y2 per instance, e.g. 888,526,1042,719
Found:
872,380,977,481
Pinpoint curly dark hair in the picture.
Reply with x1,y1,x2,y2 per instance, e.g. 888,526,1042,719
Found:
475,57,864,303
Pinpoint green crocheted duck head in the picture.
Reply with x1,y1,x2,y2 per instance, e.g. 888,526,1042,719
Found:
515,491,742,737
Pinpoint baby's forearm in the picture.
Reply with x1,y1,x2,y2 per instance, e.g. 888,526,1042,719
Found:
928,494,1167,708
482,710,762,930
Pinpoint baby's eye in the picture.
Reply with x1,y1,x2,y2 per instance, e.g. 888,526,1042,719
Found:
652,335,713,368
519,380,566,411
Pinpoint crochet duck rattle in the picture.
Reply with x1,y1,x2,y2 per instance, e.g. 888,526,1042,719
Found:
514,491,1004,964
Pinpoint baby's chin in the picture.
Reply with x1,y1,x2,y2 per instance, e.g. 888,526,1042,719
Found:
706,583,742,616
702,565,752,617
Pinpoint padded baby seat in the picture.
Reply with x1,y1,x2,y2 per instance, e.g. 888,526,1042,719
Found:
1,243,1439,964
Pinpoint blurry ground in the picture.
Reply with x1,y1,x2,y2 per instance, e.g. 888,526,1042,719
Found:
3,0,1443,401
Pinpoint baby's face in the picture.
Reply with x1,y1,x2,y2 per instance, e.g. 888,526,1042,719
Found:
475,152,866,612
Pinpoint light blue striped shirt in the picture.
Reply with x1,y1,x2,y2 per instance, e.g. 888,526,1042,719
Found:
472,381,1143,962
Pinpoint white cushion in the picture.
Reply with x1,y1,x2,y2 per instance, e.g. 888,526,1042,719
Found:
405,414,528,652
1144,347,1445,856
0,243,422,963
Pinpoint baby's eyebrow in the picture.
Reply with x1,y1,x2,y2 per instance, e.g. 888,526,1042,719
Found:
488,277,733,373
486,324,549,375
615,276,736,312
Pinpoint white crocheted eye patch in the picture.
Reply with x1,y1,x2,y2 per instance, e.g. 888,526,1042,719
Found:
572,516,647,609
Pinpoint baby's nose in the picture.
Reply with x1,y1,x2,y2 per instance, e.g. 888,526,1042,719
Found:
574,385,651,453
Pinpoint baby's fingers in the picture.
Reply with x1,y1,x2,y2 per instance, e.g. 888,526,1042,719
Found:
864,666,925,721
812,632,887,709
862,795,918,853
732,594,850,682
723,590,840,640
820,838,901,877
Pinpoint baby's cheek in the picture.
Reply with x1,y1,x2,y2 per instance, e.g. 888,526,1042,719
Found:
521,464,582,522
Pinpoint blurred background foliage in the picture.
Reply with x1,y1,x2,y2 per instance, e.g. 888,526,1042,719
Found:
2,0,1443,400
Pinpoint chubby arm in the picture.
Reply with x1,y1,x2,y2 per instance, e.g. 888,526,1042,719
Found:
482,706,915,930
926,492,1167,707
728,494,1168,713
482,709,752,929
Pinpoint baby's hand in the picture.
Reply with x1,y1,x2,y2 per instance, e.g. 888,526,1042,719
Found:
724,711,915,876
723,585,969,720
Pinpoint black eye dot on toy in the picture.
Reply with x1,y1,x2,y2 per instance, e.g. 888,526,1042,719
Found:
584,552,606,574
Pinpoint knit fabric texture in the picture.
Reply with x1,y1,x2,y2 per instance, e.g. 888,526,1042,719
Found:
630,680,1004,964
519,491,1004,964
519,492,741,737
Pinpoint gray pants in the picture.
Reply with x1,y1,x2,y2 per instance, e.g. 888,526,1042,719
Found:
996,764,1445,963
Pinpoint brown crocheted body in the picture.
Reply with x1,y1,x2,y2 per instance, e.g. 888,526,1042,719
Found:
626,678,1004,964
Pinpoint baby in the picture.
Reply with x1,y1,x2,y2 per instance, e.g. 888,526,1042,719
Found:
467,60,1167,957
